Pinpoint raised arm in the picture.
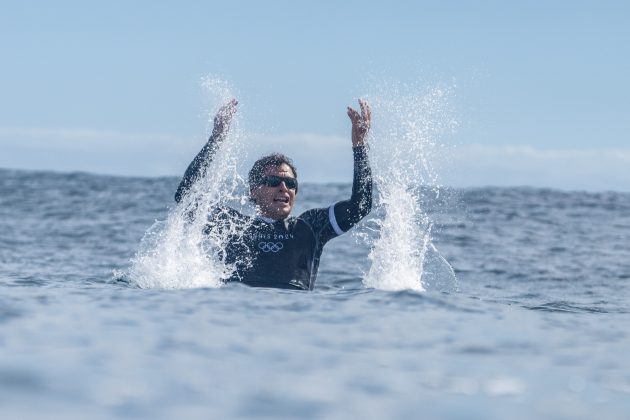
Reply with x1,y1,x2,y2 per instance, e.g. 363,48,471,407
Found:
174,99,238,203
333,99,373,231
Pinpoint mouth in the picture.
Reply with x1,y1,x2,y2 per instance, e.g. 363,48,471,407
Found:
273,196,290,205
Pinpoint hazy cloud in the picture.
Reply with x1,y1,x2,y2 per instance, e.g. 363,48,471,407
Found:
0,127,354,181
2,127,629,191
0,126,199,176
444,144,630,191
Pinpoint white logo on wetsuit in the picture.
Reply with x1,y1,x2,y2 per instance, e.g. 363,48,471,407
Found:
258,242,284,253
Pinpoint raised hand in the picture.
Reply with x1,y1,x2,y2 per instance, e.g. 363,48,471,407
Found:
212,98,238,139
347,98,371,147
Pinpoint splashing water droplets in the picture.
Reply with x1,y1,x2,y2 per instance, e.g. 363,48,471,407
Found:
126,77,456,291
127,77,251,289
362,83,457,291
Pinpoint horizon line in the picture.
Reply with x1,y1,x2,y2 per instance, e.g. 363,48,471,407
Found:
2,165,628,194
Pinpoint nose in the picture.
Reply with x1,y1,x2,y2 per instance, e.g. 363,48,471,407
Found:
278,181,289,192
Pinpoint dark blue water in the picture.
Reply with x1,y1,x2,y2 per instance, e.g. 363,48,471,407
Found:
1,168,629,419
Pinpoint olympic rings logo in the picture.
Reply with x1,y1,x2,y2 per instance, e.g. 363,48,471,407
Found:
258,241,284,253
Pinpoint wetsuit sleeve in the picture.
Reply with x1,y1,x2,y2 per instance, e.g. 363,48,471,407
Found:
330,145,373,233
298,145,372,244
174,133,222,203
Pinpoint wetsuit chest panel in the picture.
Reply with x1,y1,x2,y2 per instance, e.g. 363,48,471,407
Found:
236,218,317,289
207,207,343,290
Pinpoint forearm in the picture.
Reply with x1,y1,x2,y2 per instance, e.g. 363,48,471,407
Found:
175,99,238,203
174,134,221,203
334,145,373,231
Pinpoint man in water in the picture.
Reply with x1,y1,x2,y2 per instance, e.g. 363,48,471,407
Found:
175,99,372,290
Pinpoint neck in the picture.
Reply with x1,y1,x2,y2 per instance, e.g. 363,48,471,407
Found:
256,210,289,222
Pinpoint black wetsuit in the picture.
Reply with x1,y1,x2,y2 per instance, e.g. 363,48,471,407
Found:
175,135,372,290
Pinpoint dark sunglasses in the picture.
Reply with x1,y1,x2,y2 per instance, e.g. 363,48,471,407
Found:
257,175,298,191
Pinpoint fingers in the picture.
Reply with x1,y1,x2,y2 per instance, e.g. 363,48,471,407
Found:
216,99,238,128
213,98,238,136
219,98,238,116
358,98,371,126
358,99,367,120
347,106,360,123
348,99,372,146
349,99,371,129
226,98,238,114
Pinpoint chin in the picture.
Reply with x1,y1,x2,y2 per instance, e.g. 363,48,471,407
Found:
273,206,292,219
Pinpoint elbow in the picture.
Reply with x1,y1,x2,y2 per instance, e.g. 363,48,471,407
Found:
174,184,188,204
174,185,184,203
348,194,372,223
358,195,372,219
365,196,373,216
352,186,373,220
359,181,373,218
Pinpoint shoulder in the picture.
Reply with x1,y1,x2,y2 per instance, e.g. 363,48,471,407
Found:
207,205,250,224
297,207,328,227
297,205,345,238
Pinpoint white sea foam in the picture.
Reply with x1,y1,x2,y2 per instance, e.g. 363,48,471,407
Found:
362,83,457,291
128,77,251,289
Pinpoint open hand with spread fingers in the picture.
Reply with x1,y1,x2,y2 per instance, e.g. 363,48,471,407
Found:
347,98,372,147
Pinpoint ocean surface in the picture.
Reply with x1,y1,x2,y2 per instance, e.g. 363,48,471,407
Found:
1,167,629,419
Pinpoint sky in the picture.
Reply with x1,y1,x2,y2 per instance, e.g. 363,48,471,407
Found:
1,0,629,191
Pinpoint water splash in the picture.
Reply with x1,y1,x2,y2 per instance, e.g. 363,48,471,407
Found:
362,83,457,291
127,77,251,289
125,77,456,291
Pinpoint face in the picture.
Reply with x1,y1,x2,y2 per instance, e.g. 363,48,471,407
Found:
250,163,297,220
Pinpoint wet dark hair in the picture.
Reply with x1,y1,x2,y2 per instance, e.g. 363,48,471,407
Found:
248,153,298,193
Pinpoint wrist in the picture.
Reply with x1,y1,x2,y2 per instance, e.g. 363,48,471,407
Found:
212,127,226,140
352,145,368,158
